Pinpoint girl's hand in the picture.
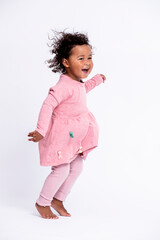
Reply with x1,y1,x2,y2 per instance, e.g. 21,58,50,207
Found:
100,74,106,82
28,130,44,142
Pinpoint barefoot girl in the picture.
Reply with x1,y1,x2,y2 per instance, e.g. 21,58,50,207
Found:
28,31,106,219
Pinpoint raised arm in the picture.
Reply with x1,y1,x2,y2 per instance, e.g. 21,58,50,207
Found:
84,74,104,93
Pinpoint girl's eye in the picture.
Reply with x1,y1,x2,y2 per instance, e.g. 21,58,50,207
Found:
78,57,92,60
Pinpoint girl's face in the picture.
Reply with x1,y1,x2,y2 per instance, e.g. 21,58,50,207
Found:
62,44,93,81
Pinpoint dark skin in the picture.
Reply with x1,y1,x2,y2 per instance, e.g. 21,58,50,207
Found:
28,45,106,142
28,44,106,219
28,130,43,142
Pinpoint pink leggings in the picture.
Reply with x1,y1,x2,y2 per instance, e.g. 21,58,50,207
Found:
36,154,83,206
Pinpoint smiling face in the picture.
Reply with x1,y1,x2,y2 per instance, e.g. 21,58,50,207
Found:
62,44,93,81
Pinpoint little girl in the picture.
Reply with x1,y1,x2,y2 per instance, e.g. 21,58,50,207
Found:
28,31,106,219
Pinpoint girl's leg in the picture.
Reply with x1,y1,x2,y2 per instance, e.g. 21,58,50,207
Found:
36,163,70,207
51,154,83,215
53,154,83,201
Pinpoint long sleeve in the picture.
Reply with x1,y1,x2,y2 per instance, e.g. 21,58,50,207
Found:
84,74,103,93
35,93,59,137
35,85,70,137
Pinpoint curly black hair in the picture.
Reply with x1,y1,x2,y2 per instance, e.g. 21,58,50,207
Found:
46,30,92,74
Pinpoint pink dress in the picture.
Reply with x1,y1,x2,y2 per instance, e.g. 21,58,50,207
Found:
36,74,103,166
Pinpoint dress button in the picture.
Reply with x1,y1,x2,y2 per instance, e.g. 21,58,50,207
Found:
89,122,92,126
78,146,82,153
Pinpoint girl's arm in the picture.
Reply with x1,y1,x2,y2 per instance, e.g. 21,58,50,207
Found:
28,93,59,142
28,85,69,142
84,74,106,93
35,93,59,137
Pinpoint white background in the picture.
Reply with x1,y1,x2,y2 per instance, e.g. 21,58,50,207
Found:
0,0,160,239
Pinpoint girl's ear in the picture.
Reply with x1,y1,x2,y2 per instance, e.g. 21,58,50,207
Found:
62,58,69,68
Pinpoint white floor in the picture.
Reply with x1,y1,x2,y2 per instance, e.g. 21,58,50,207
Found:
1,197,160,240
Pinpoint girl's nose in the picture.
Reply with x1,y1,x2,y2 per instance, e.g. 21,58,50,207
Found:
84,60,90,66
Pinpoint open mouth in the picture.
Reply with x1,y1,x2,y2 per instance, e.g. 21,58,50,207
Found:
82,68,89,74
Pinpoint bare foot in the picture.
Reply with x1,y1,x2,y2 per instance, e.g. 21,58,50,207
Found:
35,203,59,219
51,198,71,217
